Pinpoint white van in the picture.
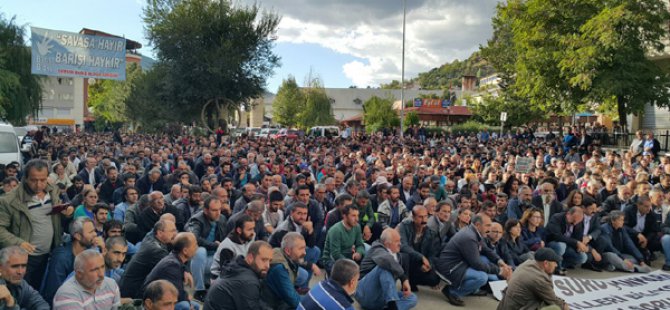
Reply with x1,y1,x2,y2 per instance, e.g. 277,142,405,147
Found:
0,124,22,165
307,126,341,138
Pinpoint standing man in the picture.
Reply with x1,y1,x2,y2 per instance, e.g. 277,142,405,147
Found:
0,246,49,309
0,159,74,290
497,248,568,310
203,241,273,310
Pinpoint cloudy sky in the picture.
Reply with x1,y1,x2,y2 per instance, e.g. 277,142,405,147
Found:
3,0,499,91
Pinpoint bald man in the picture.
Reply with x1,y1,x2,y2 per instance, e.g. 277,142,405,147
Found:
356,228,417,310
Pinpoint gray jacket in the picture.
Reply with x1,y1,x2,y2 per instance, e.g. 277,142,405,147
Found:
359,241,409,283
377,199,409,229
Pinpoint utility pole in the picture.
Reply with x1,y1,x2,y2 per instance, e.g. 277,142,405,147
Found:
399,0,406,139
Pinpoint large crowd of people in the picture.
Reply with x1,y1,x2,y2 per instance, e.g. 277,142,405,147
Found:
0,125,667,309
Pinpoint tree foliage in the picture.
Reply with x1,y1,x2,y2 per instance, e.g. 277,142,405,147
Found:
126,64,178,131
363,96,399,133
300,78,336,129
88,63,142,124
404,111,419,127
139,0,280,128
415,51,495,89
481,0,670,127
470,94,544,128
0,14,41,125
272,76,304,128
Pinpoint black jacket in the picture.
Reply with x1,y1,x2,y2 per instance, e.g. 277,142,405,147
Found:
142,252,188,302
359,241,409,283
397,218,441,263
269,216,317,249
623,204,660,238
436,225,501,287
119,233,170,298
137,204,185,234
546,212,584,249
203,255,268,310
498,237,530,267
98,178,123,204
601,195,629,217
136,174,166,195
186,211,228,251
531,196,565,220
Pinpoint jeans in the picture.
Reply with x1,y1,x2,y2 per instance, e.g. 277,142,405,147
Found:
547,241,587,268
602,252,650,273
302,246,321,286
175,300,200,310
296,267,309,289
660,234,670,265
190,247,214,291
451,267,488,298
355,266,417,310
479,256,501,281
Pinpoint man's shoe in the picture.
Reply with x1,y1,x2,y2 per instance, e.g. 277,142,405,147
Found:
410,284,419,292
472,289,488,296
384,301,398,310
441,286,465,307
662,264,670,271
193,290,207,302
554,268,567,276
582,262,602,272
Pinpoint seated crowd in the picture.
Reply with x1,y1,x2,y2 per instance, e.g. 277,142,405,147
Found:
0,126,667,309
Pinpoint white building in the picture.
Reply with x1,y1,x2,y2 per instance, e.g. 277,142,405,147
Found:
263,87,458,123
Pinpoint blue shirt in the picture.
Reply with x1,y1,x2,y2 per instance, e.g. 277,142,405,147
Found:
298,279,354,310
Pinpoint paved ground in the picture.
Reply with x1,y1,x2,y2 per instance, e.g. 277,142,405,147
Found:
305,257,666,310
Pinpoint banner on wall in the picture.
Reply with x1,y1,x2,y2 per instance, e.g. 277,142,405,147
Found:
31,27,127,81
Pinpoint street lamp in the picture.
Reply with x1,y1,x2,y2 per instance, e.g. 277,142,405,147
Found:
400,0,407,139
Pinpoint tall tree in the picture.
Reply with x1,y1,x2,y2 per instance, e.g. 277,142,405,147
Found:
142,0,280,129
299,77,336,128
126,64,177,131
363,96,399,133
482,0,670,128
88,63,142,124
272,76,304,128
0,14,41,125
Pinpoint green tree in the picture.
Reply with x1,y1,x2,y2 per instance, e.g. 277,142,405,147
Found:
380,80,401,89
126,64,178,131
272,76,304,128
142,0,280,129
88,63,142,124
404,111,419,127
481,0,670,128
363,96,399,133
470,94,544,128
299,77,336,128
0,14,41,125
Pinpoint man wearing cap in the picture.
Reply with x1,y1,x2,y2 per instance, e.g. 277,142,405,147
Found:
497,248,568,310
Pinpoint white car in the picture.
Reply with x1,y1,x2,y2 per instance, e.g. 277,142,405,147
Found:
0,124,23,166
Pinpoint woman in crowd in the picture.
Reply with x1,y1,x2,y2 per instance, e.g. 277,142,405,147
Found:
499,219,533,268
520,207,545,251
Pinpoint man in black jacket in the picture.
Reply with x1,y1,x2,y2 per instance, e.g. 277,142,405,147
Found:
203,241,273,310
142,232,198,310
137,168,166,195
436,214,512,306
98,166,123,204
600,185,632,216
624,195,661,263
0,246,49,309
137,191,185,233
397,206,441,291
268,202,320,271
174,185,203,225
581,198,605,271
185,196,228,300
356,228,417,310
119,219,178,299
546,207,588,274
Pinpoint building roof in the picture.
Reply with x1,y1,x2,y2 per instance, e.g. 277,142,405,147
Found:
404,106,472,116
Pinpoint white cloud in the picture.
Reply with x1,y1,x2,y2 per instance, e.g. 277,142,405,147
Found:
244,0,499,87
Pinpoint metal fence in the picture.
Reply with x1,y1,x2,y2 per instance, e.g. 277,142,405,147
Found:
598,129,670,152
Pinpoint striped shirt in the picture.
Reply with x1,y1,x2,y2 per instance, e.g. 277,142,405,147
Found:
53,276,120,310
27,193,54,255
298,279,354,310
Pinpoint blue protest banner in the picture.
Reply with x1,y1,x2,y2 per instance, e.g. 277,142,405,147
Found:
31,27,127,81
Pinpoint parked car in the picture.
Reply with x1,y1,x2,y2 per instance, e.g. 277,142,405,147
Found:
0,124,23,166
307,126,340,138
272,129,302,139
258,127,279,138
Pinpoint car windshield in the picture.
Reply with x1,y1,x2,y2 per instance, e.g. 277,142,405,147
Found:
0,132,18,153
